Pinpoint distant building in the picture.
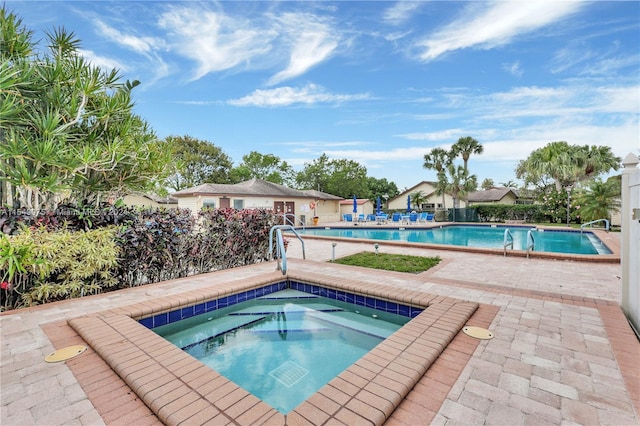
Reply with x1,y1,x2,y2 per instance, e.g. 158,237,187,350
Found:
171,178,342,225
467,187,535,205
388,181,463,211
122,192,178,209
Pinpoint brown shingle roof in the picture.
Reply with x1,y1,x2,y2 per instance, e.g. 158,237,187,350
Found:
467,187,518,202
171,179,341,200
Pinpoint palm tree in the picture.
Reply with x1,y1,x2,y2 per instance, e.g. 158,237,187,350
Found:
516,141,621,192
423,147,453,210
0,8,172,209
574,178,621,222
499,180,518,188
409,191,427,211
452,136,484,173
446,164,477,214
578,145,621,181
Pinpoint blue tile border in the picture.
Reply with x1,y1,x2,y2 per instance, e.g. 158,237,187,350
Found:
140,280,423,329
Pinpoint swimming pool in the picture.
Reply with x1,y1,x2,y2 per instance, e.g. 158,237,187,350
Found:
299,225,612,255
152,288,413,413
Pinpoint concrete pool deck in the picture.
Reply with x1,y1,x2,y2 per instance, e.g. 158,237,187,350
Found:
1,231,638,425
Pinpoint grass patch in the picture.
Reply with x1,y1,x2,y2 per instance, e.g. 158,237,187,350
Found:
332,251,441,273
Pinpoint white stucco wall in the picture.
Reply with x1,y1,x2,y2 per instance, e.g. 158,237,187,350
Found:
621,153,639,336
175,195,341,224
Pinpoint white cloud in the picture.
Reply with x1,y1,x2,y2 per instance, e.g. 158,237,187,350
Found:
397,129,467,141
503,61,523,77
158,6,275,81
267,13,340,85
93,20,164,55
78,49,127,71
227,84,370,107
416,1,585,61
383,2,422,26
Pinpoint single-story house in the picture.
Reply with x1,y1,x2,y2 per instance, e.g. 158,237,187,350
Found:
388,181,463,211
122,192,178,209
467,187,536,205
171,178,342,225
339,198,374,219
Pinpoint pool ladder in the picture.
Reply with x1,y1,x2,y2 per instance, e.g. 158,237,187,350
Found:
269,225,306,275
503,228,536,258
580,218,610,233
503,229,513,256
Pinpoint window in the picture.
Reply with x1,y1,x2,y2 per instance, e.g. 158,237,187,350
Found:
233,199,244,209
203,199,216,208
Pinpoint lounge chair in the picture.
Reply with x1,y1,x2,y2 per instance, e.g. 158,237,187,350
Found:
391,213,402,223
409,213,418,224
418,212,428,223
426,213,435,222
357,213,366,222
366,214,376,222
343,214,353,222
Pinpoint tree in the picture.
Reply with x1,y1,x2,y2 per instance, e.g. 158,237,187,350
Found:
164,135,233,191
409,191,428,210
230,151,295,186
366,177,399,207
452,136,484,173
446,164,476,209
481,178,495,190
516,141,621,192
0,8,172,208
574,177,621,223
295,154,369,198
423,147,454,209
499,180,518,188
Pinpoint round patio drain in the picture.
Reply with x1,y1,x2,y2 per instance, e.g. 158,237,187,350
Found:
45,345,87,363
462,326,494,340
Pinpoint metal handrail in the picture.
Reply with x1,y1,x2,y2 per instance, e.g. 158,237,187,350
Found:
269,224,306,271
275,229,287,274
580,218,610,233
526,229,535,258
503,229,513,257
282,213,306,230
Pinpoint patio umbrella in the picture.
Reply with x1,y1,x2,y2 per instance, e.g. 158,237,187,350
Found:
376,196,381,215
407,195,411,213
352,195,358,213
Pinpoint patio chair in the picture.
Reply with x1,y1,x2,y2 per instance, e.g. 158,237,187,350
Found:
409,213,418,223
376,213,389,224
418,212,428,223
358,213,366,222
391,212,402,223
343,214,353,222
366,214,376,222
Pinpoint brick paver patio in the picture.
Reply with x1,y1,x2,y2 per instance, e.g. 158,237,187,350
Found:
1,230,638,425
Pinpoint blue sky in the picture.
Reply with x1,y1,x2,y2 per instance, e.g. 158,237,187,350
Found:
9,1,640,191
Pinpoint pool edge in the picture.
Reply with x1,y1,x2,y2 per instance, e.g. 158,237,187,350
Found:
68,273,478,425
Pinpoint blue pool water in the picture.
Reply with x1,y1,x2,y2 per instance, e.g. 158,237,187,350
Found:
300,225,611,255
152,289,412,413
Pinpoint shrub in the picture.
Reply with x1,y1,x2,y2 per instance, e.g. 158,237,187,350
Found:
1,227,119,310
473,204,544,223
115,208,196,287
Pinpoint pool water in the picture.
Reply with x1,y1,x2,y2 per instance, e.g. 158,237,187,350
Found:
152,289,411,413
300,225,611,255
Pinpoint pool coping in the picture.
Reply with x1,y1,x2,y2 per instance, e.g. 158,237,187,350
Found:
67,271,478,425
296,226,620,263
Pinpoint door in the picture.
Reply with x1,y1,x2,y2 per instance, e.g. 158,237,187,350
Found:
220,198,230,209
285,202,294,215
